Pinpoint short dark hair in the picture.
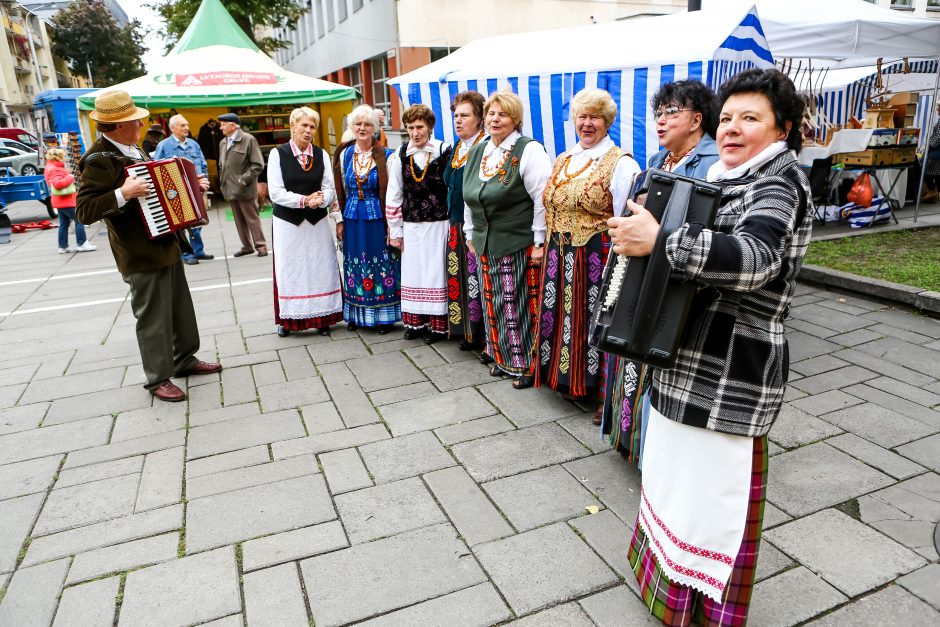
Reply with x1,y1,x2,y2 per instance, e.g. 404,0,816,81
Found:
97,122,118,133
402,104,436,129
718,69,805,154
451,90,485,120
651,80,719,139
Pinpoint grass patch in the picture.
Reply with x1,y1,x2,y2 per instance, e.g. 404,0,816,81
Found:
805,227,940,291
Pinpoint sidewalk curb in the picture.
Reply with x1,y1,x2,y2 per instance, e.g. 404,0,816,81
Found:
799,264,940,315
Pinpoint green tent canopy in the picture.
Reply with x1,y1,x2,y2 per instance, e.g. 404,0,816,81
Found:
77,0,356,110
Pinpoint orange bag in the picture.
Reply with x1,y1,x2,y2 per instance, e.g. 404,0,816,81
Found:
847,172,874,208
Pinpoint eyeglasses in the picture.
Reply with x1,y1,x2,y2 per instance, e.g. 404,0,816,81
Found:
654,106,690,120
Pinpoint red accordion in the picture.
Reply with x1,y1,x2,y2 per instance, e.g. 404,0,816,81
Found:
125,158,207,239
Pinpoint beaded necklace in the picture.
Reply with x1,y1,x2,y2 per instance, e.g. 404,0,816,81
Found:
662,146,695,172
409,148,432,183
451,130,485,169
480,146,512,178
551,153,595,187
295,144,314,172
352,149,374,200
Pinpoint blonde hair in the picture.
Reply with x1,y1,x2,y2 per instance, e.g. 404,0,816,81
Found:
484,90,524,131
348,104,379,129
289,107,320,128
570,88,617,128
46,148,65,162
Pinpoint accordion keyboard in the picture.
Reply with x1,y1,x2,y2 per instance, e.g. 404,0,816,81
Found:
601,254,628,312
126,164,170,236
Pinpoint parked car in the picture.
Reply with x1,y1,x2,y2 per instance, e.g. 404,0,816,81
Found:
0,138,35,153
0,146,41,176
0,128,39,150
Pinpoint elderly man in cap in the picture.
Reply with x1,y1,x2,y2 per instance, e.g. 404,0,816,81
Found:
76,90,222,403
154,114,214,265
217,112,267,257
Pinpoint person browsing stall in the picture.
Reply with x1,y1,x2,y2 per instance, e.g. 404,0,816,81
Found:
154,114,214,265
76,90,220,403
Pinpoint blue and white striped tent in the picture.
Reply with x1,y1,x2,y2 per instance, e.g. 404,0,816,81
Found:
387,6,773,165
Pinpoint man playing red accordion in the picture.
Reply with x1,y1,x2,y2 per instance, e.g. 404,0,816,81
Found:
76,90,222,402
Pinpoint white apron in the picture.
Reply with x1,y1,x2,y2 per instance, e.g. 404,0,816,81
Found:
273,216,343,319
400,220,448,316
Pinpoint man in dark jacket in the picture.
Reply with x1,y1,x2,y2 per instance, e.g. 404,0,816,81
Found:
76,90,222,402
217,113,267,257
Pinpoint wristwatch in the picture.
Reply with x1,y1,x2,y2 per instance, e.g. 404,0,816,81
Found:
533,242,544,248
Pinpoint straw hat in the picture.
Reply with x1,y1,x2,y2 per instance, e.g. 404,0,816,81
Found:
89,90,149,123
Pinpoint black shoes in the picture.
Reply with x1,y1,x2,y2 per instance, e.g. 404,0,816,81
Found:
277,325,291,337
196,254,214,260
424,333,445,345
183,257,199,265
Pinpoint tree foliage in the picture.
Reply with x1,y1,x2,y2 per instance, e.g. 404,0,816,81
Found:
51,0,147,86
148,0,307,54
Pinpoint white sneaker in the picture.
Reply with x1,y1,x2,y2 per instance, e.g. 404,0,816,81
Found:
75,242,97,252
57,247,74,254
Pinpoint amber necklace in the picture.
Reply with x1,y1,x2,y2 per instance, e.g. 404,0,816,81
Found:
409,148,432,183
451,130,485,169
551,153,595,187
296,144,314,172
481,146,512,178
353,149,374,200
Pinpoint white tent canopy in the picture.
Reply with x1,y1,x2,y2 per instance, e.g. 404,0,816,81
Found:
388,5,774,162
711,0,940,68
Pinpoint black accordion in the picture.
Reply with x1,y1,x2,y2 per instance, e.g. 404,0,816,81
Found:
589,169,721,369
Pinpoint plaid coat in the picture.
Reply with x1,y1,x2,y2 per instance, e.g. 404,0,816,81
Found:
650,150,813,437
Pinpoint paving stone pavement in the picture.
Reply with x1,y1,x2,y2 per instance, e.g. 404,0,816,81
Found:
1,202,939,625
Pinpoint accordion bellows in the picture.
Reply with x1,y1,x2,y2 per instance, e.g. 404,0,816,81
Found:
125,158,208,239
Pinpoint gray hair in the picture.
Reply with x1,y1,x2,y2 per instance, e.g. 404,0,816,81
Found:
168,114,188,131
348,104,379,129
289,106,320,128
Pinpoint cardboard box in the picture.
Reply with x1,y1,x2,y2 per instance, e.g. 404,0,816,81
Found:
868,128,899,147
893,146,916,165
841,148,892,166
896,127,920,146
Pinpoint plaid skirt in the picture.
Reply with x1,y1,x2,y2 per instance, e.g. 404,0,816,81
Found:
628,435,768,627
478,247,541,376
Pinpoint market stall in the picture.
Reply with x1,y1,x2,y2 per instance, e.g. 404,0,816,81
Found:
387,6,774,164
75,0,357,162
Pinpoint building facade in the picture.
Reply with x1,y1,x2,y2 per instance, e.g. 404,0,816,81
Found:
274,0,687,131
867,0,940,17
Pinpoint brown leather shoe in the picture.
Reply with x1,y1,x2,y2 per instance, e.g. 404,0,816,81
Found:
178,360,223,377
151,380,186,402
592,407,603,426
257,250,268,257
233,250,253,258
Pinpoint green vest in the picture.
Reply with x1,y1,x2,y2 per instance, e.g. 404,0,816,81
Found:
463,136,536,259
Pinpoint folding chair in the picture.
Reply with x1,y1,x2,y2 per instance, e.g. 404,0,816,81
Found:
808,157,835,223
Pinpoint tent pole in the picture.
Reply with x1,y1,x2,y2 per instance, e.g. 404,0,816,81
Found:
914,60,940,224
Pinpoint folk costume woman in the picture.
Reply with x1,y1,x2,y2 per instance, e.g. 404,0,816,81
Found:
269,107,342,337
536,88,640,410
603,80,720,447
333,105,400,333
386,104,453,344
609,69,811,626
463,90,552,389
442,91,487,350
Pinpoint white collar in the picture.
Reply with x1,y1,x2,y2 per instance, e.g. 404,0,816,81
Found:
569,135,615,158
484,130,521,156
405,139,441,157
171,135,188,147
353,142,373,154
707,141,788,182
104,135,145,159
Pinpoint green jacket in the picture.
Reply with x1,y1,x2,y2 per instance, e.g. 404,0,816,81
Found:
463,136,535,259
218,130,264,200
77,138,186,276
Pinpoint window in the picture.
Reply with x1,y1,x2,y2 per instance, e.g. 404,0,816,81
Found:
353,0,363,10
928,0,940,9
315,0,325,38
326,0,335,30
370,55,390,121
429,47,455,63
890,0,913,7
338,0,347,22
347,63,363,104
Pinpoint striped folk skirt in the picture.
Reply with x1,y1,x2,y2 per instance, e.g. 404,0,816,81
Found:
341,216,402,327
447,222,485,345
600,356,649,465
627,435,768,627
535,231,609,398
478,247,541,376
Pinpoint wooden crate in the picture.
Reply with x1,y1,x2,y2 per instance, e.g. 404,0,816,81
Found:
841,148,893,166
893,146,916,165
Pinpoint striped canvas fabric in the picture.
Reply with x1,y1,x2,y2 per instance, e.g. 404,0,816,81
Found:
389,9,773,161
